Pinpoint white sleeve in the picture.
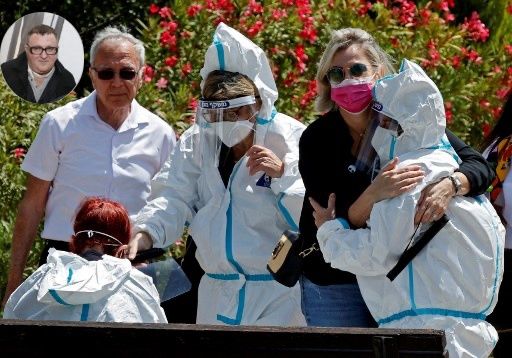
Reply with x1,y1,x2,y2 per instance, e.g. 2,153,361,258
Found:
21,114,62,181
270,120,305,231
134,131,201,248
317,194,417,276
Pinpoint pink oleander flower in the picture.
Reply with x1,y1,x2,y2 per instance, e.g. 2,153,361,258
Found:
149,4,159,14
438,0,455,11
451,55,461,69
507,3,512,14
182,62,192,76
248,0,263,14
392,0,417,26
11,147,26,159
461,11,490,42
188,97,198,111
505,44,512,55
187,4,203,17
479,99,491,109
418,8,431,25
482,122,491,137
444,101,453,123
159,6,173,19
144,65,155,82
160,31,177,50
247,20,264,38
165,55,179,67
162,20,179,33
299,24,317,43
281,0,293,5
156,77,168,89
497,87,510,99
272,9,287,21
358,1,372,16
294,45,308,62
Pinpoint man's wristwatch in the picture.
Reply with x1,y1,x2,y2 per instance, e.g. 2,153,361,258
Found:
448,173,462,195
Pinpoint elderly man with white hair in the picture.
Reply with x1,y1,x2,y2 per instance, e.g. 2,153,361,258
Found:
2,26,176,308
310,59,505,357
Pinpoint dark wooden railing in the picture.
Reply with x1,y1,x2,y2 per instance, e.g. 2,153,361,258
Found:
0,320,447,357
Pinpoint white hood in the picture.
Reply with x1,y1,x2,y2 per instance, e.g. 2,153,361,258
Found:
371,59,446,161
200,22,278,124
37,249,132,305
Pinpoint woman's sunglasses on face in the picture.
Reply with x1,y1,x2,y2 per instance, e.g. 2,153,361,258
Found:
91,67,138,81
326,63,369,86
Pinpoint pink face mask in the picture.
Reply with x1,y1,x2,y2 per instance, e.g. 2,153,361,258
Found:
330,78,374,114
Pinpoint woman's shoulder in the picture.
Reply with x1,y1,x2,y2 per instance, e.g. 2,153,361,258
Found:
301,111,344,143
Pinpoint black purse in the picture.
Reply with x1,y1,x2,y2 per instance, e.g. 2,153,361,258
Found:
267,230,318,287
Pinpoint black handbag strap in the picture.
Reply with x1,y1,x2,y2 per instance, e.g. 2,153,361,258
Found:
387,214,449,281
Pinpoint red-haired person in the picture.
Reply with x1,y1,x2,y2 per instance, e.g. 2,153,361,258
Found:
3,197,167,323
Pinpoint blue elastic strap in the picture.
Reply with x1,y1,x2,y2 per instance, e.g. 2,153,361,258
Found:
389,136,397,160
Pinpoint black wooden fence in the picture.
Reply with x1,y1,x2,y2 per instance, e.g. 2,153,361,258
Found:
0,320,447,357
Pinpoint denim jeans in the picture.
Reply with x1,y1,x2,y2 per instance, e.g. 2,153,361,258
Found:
300,275,376,327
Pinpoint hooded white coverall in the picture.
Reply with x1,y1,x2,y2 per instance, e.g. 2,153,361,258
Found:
134,23,306,326
4,249,167,323
317,60,504,357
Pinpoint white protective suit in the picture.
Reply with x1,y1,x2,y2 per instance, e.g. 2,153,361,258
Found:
134,23,306,326
4,249,167,323
317,60,504,357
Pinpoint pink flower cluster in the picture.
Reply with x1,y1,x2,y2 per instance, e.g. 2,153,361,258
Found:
461,12,490,42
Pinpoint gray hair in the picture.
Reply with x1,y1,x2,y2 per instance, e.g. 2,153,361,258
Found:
90,26,145,66
315,28,395,113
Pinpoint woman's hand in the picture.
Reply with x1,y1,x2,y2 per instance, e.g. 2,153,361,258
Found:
309,193,336,228
369,158,424,202
415,177,454,224
121,231,153,260
246,145,284,178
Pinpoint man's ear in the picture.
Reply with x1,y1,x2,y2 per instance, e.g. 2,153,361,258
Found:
88,66,96,89
137,65,145,90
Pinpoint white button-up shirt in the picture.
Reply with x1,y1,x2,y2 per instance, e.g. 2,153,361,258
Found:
22,91,176,241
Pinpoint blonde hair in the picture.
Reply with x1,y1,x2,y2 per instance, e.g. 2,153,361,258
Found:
315,28,395,113
202,70,259,100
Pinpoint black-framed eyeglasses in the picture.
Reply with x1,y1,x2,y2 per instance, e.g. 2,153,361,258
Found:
26,45,58,55
326,63,369,85
91,67,138,81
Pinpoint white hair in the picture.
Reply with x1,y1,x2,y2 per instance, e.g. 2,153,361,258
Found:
90,26,145,66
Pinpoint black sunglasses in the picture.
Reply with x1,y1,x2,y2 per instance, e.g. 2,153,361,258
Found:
326,63,369,85
91,67,138,81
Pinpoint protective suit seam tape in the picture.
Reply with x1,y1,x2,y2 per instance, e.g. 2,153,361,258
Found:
67,268,73,284
207,273,273,281
80,304,90,321
213,35,225,71
48,289,72,306
277,192,299,231
336,218,350,229
378,308,486,325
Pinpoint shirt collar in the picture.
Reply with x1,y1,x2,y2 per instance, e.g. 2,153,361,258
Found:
79,91,149,131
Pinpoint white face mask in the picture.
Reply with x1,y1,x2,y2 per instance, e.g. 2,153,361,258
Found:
211,119,255,147
371,125,398,163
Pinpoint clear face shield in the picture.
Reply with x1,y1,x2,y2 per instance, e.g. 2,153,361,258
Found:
197,95,258,167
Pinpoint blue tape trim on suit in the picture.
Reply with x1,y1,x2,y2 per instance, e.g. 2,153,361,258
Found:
336,218,350,229
389,136,396,160
277,192,299,231
80,304,90,321
67,268,73,284
213,35,225,71
378,308,486,325
48,289,71,306
207,273,274,281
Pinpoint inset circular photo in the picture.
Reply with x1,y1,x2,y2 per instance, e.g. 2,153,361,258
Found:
0,12,84,104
